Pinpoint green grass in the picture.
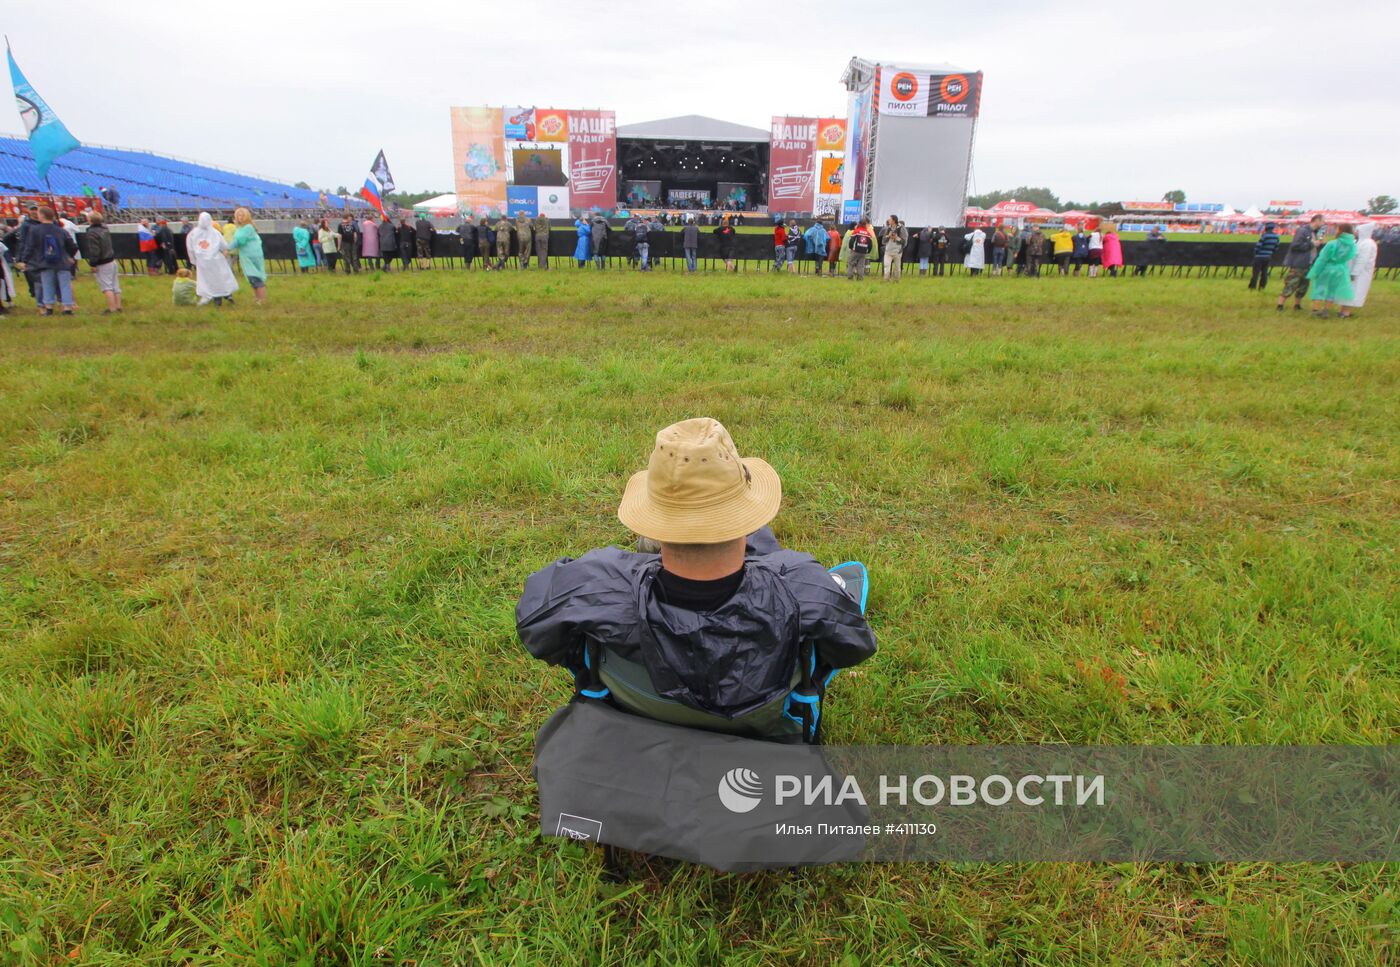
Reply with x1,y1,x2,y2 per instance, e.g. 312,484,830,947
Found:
1,266,1397,964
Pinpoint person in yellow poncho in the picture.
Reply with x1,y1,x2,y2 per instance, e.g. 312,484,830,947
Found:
1050,227,1074,275
213,217,241,276
171,268,198,305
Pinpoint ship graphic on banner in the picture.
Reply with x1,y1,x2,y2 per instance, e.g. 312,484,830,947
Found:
566,109,617,212
570,148,614,194
770,164,813,202
768,116,818,212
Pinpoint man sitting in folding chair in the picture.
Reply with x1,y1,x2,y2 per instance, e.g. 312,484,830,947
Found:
516,417,875,744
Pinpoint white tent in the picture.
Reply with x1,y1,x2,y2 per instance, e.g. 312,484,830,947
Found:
413,193,458,212
1240,206,1265,220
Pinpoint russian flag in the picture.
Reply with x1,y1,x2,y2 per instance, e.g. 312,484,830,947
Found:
360,177,385,216
137,223,156,253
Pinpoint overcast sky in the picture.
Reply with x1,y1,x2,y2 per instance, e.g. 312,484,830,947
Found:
8,1,1397,209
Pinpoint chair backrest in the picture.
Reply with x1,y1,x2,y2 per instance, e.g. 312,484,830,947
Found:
569,561,867,746
576,639,823,745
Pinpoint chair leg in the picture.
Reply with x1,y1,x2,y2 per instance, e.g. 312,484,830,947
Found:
601,843,631,882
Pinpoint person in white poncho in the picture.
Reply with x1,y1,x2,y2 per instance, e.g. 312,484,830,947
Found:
185,212,239,306
1343,223,1378,312
963,227,986,275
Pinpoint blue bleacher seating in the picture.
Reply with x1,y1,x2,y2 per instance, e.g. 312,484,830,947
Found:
0,136,365,214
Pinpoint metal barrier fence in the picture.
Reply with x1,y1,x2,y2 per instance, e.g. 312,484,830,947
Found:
109,231,1400,279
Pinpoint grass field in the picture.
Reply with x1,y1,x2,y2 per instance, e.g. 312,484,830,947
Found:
1,267,1396,964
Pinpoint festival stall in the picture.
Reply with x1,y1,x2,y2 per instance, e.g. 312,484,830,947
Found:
1296,209,1367,225
987,200,1057,224
1055,209,1100,228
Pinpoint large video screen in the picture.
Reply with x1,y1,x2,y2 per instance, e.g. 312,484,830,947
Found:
623,180,662,206
716,183,752,208
511,148,566,186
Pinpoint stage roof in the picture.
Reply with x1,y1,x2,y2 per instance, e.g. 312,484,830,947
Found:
616,115,770,144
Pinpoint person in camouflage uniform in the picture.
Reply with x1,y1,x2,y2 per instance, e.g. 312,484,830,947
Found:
494,215,514,270
532,213,551,269
515,212,533,269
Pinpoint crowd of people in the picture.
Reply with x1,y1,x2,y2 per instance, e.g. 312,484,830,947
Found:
954,222,1150,278
0,203,1385,316
752,216,1165,282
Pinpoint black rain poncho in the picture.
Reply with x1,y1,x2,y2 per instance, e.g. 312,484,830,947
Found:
516,529,876,719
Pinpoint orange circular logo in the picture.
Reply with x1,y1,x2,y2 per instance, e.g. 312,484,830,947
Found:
890,72,919,102
940,74,970,103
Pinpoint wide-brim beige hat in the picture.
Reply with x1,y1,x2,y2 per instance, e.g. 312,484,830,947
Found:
618,418,781,544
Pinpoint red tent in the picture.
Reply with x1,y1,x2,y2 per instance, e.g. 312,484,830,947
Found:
989,200,1036,215
988,200,1056,220
1297,209,1366,224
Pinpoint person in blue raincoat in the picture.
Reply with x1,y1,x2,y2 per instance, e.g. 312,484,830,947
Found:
803,221,830,275
292,222,316,272
573,215,591,267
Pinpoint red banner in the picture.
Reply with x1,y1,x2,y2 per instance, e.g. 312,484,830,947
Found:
0,194,103,219
566,110,617,213
768,116,817,212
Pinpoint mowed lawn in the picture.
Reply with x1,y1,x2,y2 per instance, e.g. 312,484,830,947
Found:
0,266,1396,965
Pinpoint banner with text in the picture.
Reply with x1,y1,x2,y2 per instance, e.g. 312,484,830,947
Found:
816,118,847,153
668,188,711,206
507,185,539,217
768,116,817,213
566,109,617,213
534,109,569,143
537,187,571,219
879,71,982,119
451,106,508,218
1,194,101,219
504,106,536,140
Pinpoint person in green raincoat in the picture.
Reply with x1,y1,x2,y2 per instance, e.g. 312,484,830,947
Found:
227,208,268,304
292,221,316,273
1306,223,1356,318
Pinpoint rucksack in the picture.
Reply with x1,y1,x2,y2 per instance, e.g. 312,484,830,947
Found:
40,228,67,268
851,231,872,255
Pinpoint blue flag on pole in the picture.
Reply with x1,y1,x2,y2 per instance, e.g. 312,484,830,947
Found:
8,43,80,181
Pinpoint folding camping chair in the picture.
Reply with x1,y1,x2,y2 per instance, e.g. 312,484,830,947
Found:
557,561,870,875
